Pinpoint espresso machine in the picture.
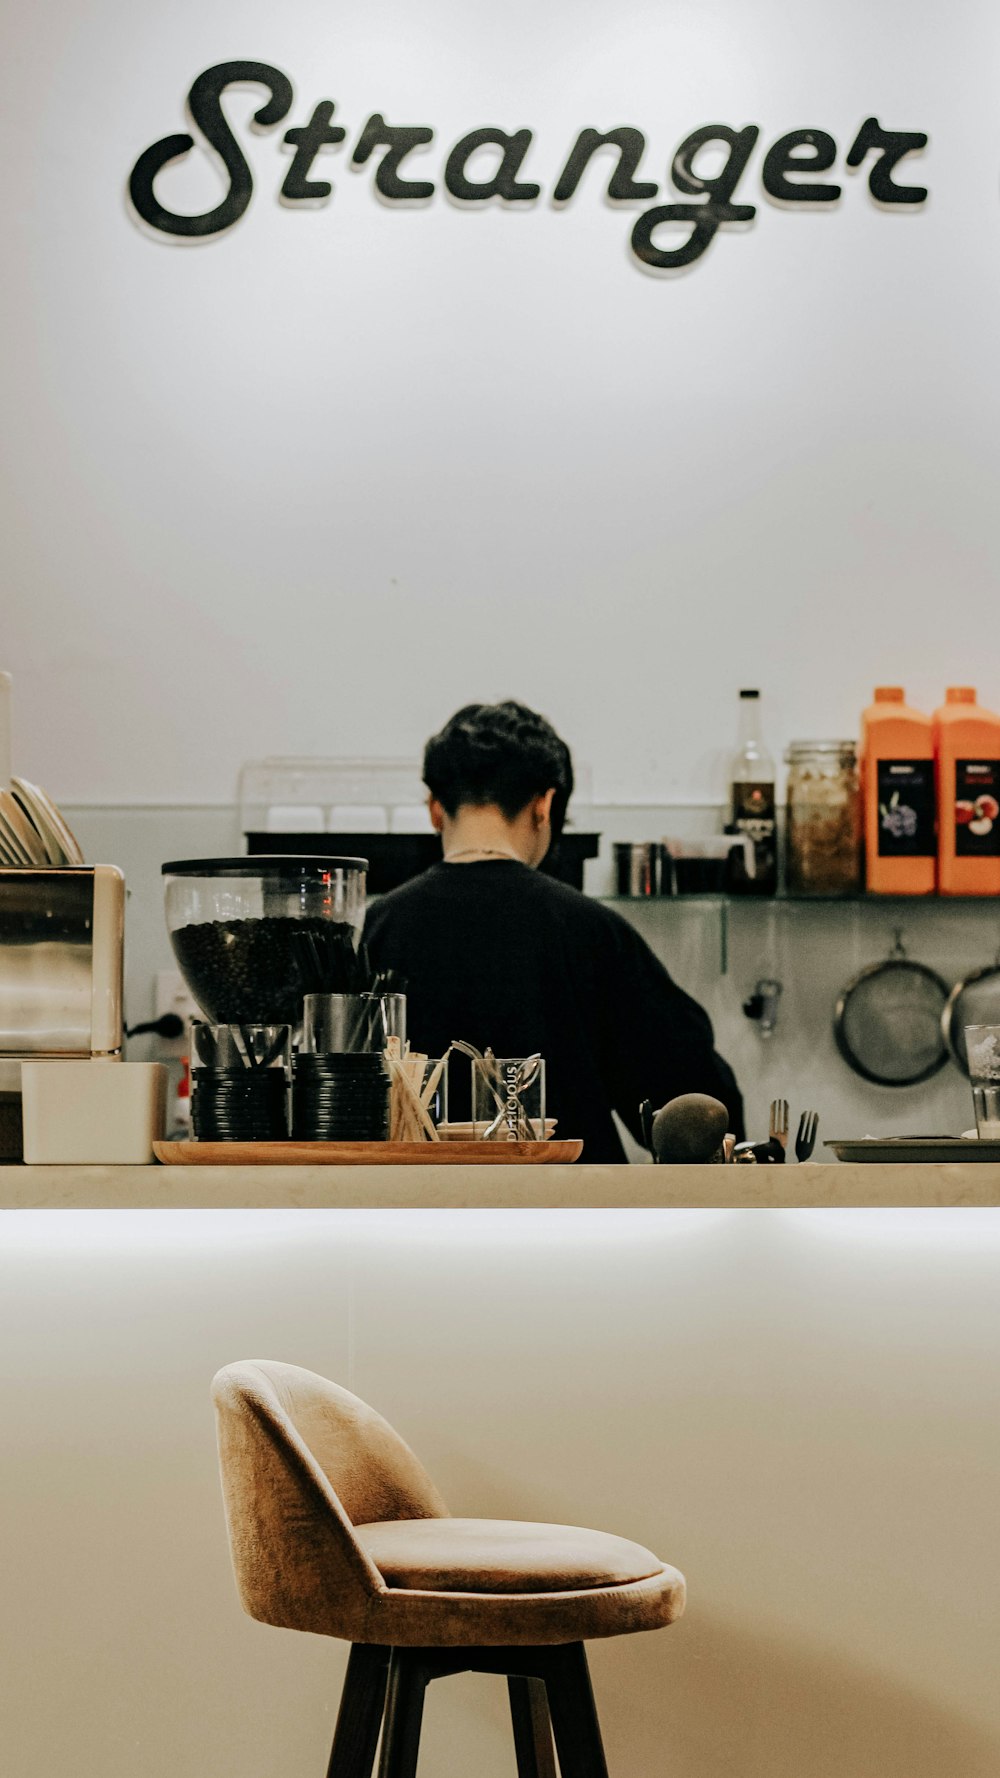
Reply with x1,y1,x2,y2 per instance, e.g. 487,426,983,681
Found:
0,866,125,1155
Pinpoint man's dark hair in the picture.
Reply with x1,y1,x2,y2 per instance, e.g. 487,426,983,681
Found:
423,701,574,835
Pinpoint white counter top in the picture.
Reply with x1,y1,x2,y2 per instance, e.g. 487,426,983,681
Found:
2,1160,999,1209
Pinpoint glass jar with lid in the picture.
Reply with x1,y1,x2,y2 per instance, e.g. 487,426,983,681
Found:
785,743,862,895
162,856,367,1025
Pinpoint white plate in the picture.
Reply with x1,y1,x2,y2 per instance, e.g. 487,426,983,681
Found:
0,818,22,863
10,778,67,864
11,777,83,865
0,794,43,863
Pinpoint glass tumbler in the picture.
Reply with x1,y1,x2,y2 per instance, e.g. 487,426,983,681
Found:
471,1056,546,1142
965,1025,1000,1137
420,1056,449,1129
303,992,407,1054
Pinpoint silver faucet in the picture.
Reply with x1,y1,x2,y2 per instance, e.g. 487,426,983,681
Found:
742,977,783,1039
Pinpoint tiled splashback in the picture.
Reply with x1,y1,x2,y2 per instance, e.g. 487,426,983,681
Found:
68,804,991,1159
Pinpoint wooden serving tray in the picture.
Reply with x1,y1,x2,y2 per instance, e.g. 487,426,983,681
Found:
154,1139,583,1167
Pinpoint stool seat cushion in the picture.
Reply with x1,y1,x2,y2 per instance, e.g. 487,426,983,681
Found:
356,1517,664,1594
352,1516,686,1646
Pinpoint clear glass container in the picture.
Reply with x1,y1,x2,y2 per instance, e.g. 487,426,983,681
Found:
965,1025,1000,1138
785,743,862,895
302,992,407,1055
162,856,367,1025
471,1056,547,1142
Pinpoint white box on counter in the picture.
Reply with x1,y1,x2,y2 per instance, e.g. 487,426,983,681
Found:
20,1060,167,1164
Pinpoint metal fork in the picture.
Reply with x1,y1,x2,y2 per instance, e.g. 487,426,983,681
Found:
769,1099,789,1161
795,1110,819,1162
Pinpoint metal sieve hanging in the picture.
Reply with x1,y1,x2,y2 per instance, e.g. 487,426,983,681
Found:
941,947,1000,1074
833,930,950,1087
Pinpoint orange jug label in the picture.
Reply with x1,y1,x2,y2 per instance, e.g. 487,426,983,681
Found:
877,760,935,856
955,761,1000,856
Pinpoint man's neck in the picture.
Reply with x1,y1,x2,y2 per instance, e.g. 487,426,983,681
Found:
440,808,532,864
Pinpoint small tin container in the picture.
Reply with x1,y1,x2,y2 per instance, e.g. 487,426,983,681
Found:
614,842,663,897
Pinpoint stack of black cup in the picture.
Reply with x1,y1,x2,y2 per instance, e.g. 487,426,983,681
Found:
190,1023,291,1142
292,1052,390,1141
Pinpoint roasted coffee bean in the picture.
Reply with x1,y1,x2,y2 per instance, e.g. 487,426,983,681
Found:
171,916,356,1024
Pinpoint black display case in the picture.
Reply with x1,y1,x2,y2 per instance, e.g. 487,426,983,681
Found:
244,831,601,894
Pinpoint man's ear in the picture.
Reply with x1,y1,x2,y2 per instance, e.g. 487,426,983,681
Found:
533,788,556,827
427,795,446,833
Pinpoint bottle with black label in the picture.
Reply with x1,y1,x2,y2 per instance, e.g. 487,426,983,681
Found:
728,689,777,894
933,687,1000,895
861,687,935,895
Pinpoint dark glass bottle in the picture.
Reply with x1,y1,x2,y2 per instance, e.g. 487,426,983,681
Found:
728,689,777,894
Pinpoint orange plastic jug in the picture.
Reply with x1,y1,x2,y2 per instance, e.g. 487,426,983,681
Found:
933,687,1000,895
861,688,935,894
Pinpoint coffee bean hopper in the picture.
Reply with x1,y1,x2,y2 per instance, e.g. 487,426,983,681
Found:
161,857,367,1028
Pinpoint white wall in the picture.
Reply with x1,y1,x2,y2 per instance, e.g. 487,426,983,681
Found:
2,1207,999,1778
4,0,1000,803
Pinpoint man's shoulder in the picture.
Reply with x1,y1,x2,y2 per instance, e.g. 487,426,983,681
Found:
365,869,446,926
514,871,644,944
366,864,640,945
366,866,552,914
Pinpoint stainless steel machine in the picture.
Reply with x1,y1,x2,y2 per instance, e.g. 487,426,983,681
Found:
0,867,125,1151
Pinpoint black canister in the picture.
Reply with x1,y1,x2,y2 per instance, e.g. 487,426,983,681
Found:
614,842,664,897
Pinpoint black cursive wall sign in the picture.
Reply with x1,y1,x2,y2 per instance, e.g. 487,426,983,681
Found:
129,63,294,237
127,61,930,272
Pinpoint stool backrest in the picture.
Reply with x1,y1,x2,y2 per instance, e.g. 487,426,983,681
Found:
212,1359,449,1638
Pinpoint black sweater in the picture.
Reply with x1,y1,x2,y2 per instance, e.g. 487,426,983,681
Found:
365,861,744,1161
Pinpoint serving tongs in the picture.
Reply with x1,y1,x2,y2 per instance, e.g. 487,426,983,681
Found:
482,1053,542,1141
450,1040,543,1141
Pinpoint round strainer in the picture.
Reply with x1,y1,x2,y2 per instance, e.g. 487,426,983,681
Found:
942,962,1000,1074
834,940,950,1087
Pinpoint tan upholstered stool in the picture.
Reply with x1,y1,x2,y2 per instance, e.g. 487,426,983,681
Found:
212,1360,685,1778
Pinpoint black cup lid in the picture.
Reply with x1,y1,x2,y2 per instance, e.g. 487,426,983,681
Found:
162,855,368,876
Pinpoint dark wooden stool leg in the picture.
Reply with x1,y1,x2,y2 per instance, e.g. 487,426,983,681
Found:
508,1675,557,1778
326,1645,391,1778
377,1651,429,1778
543,1644,610,1778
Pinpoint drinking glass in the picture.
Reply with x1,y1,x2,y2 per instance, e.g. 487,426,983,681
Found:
964,1025,1000,1137
471,1056,546,1142
190,1022,291,1073
303,992,406,1054
420,1057,449,1129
